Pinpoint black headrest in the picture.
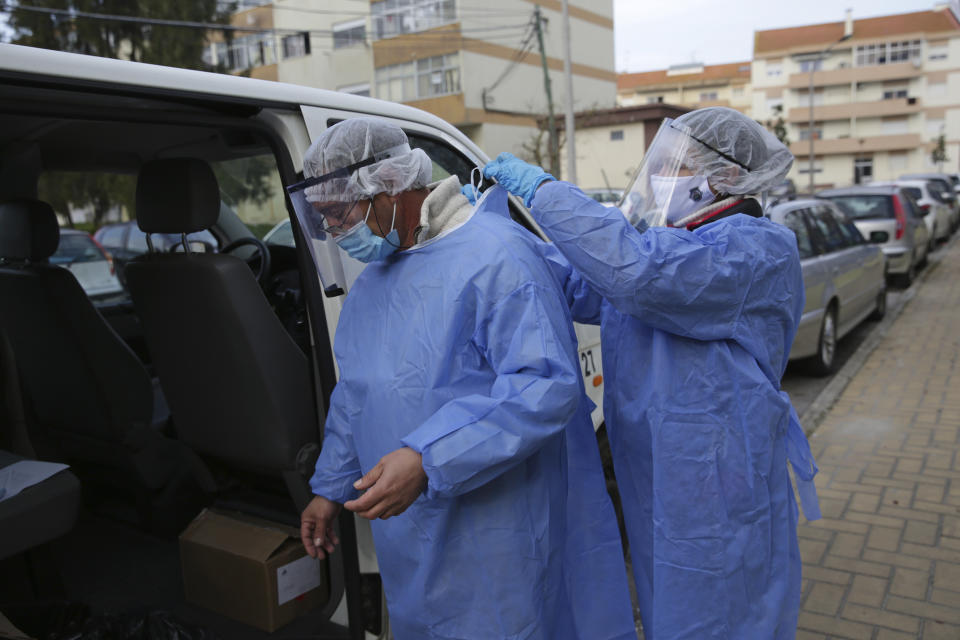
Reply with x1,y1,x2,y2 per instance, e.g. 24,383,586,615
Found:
136,158,220,234
0,199,60,261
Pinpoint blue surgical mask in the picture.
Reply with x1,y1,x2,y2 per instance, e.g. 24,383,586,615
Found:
334,201,400,263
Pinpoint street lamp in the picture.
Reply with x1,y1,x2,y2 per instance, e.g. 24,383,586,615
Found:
807,33,851,194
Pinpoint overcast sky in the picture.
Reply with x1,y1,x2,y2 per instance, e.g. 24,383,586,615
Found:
614,0,953,73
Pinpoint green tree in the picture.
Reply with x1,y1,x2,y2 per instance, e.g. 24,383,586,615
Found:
6,0,258,228
931,133,949,171
762,104,791,147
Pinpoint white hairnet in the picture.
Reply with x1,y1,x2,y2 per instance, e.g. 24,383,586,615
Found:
302,117,433,203
673,107,794,195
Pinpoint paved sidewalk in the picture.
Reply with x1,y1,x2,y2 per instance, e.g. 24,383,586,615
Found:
796,239,960,639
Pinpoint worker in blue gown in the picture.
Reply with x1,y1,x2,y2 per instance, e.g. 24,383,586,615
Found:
292,118,636,640
480,107,822,640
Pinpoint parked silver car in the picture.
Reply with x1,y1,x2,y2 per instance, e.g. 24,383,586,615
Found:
819,185,929,287
871,179,951,246
768,199,886,375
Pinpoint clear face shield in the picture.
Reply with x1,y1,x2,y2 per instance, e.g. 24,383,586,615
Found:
286,182,351,297
618,119,704,230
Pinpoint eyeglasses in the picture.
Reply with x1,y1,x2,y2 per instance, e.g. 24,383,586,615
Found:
314,200,363,235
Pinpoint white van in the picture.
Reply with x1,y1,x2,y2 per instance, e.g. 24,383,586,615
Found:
0,44,605,639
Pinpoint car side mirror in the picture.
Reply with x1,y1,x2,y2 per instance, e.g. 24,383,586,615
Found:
869,230,889,243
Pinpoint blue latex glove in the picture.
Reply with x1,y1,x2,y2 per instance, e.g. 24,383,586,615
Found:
482,152,554,207
460,183,477,205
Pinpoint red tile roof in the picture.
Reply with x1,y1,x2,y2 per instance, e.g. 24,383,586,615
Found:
754,8,960,56
617,62,751,92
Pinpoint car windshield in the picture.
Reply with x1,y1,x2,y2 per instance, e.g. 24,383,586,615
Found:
50,233,104,265
927,182,952,203
903,187,922,201
824,195,894,220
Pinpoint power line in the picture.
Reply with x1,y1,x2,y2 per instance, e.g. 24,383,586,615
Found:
3,3,531,38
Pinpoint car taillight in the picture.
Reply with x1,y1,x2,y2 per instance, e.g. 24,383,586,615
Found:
920,203,930,213
892,195,906,240
91,236,115,275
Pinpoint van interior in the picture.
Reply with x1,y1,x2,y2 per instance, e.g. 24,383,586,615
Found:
0,77,388,639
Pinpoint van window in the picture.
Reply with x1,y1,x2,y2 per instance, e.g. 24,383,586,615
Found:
211,152,287,240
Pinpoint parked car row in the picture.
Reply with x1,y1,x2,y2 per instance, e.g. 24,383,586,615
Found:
768,172,959,375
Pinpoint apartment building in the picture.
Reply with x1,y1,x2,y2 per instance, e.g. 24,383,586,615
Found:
752,7,960,190
203,1,617,162
616,62,753,116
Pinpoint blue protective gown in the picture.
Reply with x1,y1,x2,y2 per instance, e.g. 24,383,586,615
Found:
530,181,820,640
309,186,636,640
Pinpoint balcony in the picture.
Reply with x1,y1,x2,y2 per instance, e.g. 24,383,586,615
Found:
786,62,922,89
788,133,922,156
786,97,921,123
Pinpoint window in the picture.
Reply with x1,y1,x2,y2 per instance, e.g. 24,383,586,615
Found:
797,158,823,175
732,87,745,97
798,59,822,73
799,124,823,141
766,98,783,116
766,63,782,77
333,19,366,49
826,195,894,220
699,91,718,101
855,40,921,67
829,207,865,245
882,89,908,100
610,130,624,141
281,33,310,59
929,82,947,97
212,33,278,71
797,88,824,106
645,95,664,104
375,53,460,102
928,44,948,61
783,211,814,259
881,117,909,135
372,0,456,40
888,152,908,171
810,207,848,252
854,157,873,184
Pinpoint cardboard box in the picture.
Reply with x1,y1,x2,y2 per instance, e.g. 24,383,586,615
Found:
179,509,329,632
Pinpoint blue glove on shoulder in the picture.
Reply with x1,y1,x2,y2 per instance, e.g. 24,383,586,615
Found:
460,183,477,205
482,152,554,207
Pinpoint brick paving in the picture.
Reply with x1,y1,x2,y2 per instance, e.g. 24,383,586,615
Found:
796,238,960,639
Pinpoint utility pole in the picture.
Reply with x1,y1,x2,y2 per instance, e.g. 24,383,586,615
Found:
534,5,559,177
561,0,577,184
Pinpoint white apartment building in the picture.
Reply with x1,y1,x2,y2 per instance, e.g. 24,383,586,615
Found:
752,6,960,190
616,62,753,117
203,1,617,162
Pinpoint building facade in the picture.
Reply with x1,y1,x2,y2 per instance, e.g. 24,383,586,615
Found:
616,62,753,117
203,1,617,161
752,7,960,191
559,104,688,190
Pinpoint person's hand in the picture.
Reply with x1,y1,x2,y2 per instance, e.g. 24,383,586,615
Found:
343,447,427,520
460,183,477,205
482,152,554,207
300,495,342,559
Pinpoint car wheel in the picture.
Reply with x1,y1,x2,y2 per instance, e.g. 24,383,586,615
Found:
809,306,838,377
898,257,916,288
869,285,887,321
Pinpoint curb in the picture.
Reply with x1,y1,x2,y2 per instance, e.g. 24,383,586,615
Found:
799,232,957,437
